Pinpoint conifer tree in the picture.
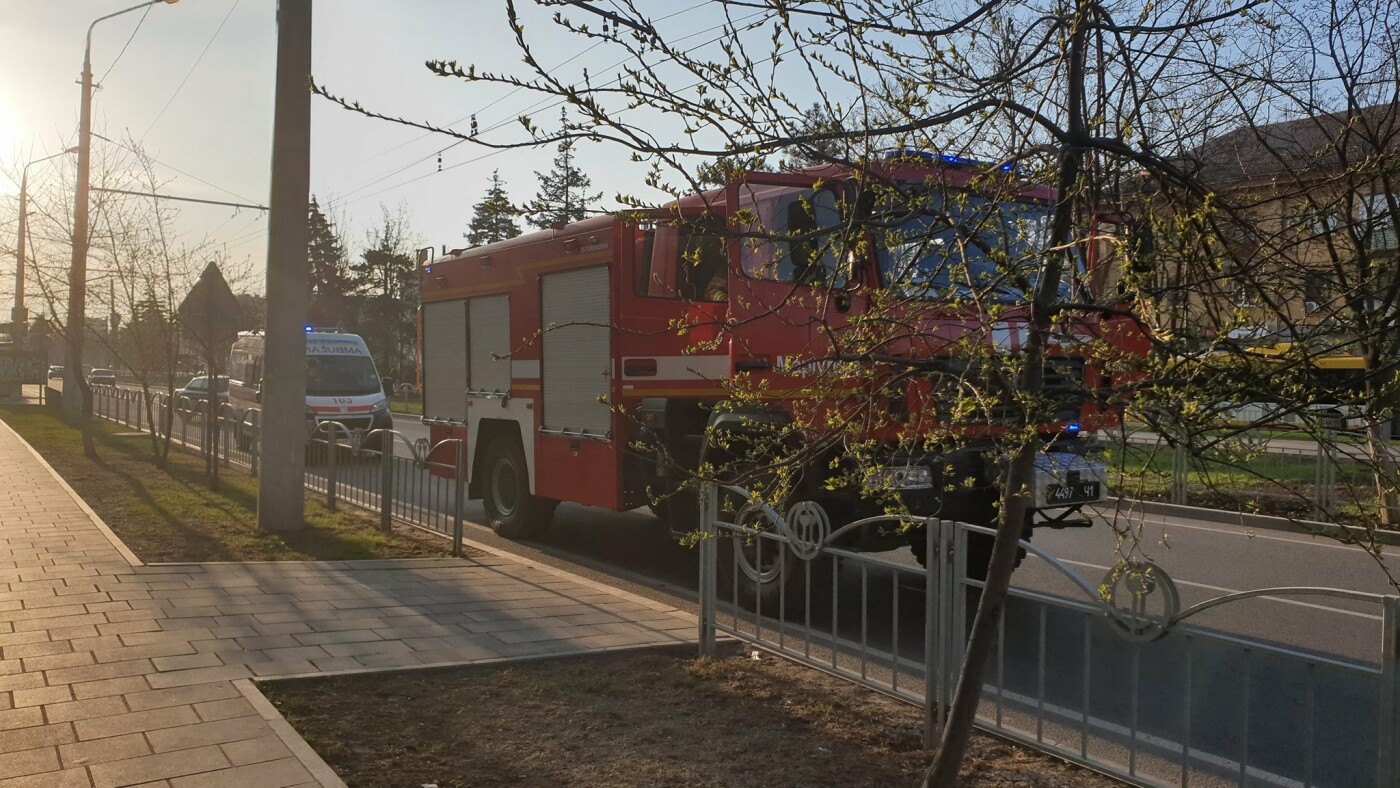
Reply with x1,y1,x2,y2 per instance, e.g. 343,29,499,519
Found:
524,138,602,229
466,170,522,246
307,197,353,326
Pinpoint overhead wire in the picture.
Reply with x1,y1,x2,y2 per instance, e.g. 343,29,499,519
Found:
337,10,783,209
92,132,260,206
328,0,719,202
96,5,152,85
142,0,243,139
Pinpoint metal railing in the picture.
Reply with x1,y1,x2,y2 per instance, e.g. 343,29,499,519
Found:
1109,427,1381,522
697,483,1400,788
85,384,475,555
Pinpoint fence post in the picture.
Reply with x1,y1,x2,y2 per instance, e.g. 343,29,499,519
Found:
1380,596,1399,787
1314,430,1335,520
220,414,231,469
452,440,466,557
924,517,941,748
136,392,143,431
1170,438,1187,505
379,436,394,534
698,483,717,658
325,426,338,512
249,413,259,478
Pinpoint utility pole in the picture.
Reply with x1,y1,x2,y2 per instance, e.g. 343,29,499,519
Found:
62,26,97,426
64,1,179,435
257,0,312,534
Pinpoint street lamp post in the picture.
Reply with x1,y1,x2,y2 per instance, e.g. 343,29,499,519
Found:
14,147,77,337
64,0,179,426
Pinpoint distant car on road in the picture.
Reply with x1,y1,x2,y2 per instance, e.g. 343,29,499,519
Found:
175,376,229,414
46,366,64,381
88,368,117,387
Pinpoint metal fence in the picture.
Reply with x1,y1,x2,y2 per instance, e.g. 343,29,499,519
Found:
1108,427,1381,522
697,483,1400,788
86,384,474,554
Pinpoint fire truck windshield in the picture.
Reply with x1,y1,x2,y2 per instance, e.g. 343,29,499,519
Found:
874,193,1065,303
306,355,381,397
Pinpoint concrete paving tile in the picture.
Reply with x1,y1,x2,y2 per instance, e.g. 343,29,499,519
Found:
47,659,154,687
69,676,150,701
0,675,46,695
144,665,251,690
0,765,91,788
320,639,413,658
0,722,76,755
168,757,312,788
245,660,318,678
1,640,72,661
11,684,73,708
290,629,381,646
88,745,229,788
150,654,224,672
20,651,94,673
0,746,61,781
59,732,150,768
218,735,291,766
123,683,240,713
191,698,257,723
74,705,200,741
146,715,268,753
42,695,128,724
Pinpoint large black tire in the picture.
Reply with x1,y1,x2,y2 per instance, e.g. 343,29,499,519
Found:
910,517,1031,581
717,522,834,618
482,434,556,539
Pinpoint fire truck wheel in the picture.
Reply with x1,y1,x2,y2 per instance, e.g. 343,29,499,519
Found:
717,530,833,617
483,435,554,539
909,524,1030,581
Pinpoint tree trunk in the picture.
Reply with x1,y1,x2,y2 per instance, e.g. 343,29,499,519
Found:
923,446,1037,786
1368,419,1400,524
926,4,1088,782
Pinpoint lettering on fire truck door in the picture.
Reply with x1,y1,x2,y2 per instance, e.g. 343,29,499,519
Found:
540,267,612,436
421,301,467,421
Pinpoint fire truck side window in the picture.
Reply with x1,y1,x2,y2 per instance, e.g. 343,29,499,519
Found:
634,223,727,302
739,186,845,286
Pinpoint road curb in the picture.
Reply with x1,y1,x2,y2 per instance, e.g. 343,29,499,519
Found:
1102,497,1400,547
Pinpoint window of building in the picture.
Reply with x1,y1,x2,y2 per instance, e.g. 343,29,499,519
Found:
1362,192,1397,253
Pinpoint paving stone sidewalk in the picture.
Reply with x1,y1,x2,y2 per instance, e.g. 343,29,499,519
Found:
0,420,694,787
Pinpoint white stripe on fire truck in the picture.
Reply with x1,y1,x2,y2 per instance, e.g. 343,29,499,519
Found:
619,355,731,381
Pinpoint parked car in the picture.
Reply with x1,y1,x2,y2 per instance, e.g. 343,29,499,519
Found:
88,368,117,386
174,376,229,417
46,366,64,381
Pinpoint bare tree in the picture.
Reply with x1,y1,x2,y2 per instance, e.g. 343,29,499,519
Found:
310,0,1399,783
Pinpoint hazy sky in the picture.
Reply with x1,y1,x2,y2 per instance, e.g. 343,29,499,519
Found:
1,0,759,309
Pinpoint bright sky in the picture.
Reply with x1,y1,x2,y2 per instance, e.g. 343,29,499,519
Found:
0,0,753,309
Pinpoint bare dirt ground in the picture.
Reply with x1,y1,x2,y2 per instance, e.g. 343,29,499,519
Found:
263,643,1122,788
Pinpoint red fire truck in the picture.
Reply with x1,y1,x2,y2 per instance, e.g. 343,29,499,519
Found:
418,153,1142,599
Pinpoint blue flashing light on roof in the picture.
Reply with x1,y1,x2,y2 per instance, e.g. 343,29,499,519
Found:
304,325,314,333
881,149,996,168
1065,422,1081,437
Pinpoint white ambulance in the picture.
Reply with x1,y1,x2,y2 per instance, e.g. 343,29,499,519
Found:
227,329,393,448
